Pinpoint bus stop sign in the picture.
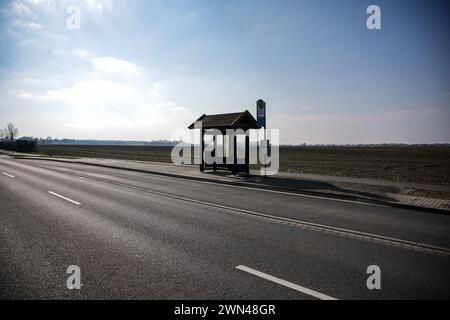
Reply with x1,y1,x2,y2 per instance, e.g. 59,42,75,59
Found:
257,99,266,128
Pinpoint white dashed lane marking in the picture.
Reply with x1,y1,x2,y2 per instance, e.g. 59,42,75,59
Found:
236,265,338,300
48,191,81,206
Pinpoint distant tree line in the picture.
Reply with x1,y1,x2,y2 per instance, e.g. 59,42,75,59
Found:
2,123,448,153
282,143,450,148
35,138,181,146
0,122,38,154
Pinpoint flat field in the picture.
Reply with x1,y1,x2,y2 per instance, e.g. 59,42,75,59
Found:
36,144,450,185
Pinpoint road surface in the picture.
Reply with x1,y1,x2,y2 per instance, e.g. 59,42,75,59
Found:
1,156,449,299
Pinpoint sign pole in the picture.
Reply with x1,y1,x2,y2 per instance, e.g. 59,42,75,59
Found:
256,99,267,179
264,122,267,179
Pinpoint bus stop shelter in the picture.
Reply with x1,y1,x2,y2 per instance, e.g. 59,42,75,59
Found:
188,110,260,175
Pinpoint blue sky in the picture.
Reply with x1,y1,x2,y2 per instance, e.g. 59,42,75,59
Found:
0,0,449,144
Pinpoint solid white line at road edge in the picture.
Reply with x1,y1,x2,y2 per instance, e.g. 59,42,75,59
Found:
48,191,81,206
1,172,15,178
236,265,338,300
17,157,388,208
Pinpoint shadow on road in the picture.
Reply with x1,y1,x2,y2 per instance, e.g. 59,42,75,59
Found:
202,169,397,202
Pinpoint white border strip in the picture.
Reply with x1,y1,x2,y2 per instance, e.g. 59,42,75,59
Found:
29,162,450,256
103,168,388,208
236,265,338,300
16,157,388,208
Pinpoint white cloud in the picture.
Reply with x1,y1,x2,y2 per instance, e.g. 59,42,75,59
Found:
92,57,144,78
17,37,47,50
13,89,35,100
10,1,32,16
84,0,113,11
147,82,166,98
43,79,140,107
148,90,161,98
26,21,42,29
39,78,190,138
25,0,55,8
72,48,93,60
8,56,192,139
152,82,166,91
13,19,43,31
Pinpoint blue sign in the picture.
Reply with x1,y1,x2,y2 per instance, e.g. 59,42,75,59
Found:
257,99,266,128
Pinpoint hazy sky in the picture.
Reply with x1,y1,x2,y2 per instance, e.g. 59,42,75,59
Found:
0,0,449,144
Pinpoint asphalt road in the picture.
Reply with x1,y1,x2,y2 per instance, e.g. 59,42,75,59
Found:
1,156,449,299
